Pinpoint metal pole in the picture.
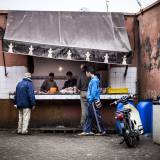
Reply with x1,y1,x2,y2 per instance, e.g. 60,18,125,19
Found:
136,0,143,13
106,0,109,12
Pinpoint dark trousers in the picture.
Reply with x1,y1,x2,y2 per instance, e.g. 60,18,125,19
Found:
83,103,105,133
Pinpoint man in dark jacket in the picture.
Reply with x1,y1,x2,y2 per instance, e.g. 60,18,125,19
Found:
14,72,35,135
77,65,90,126
62,71,77,89
40,72,58,93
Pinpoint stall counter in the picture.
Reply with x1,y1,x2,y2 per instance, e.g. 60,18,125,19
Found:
9,93,128,100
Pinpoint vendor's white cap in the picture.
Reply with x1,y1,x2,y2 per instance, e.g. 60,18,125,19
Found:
24,72,31,78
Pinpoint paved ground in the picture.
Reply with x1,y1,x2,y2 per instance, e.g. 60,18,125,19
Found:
0,131,160,160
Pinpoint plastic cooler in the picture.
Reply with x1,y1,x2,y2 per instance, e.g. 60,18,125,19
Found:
137,100,153,134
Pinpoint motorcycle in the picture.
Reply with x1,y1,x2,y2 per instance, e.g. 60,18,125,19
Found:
110,94,143,148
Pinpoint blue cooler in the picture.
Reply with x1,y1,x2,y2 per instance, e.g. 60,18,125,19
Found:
137,100,153,134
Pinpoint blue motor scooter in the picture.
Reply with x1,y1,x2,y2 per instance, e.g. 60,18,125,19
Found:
110,94,143,147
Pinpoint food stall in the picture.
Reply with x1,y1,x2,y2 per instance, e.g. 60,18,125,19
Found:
3,11,132,129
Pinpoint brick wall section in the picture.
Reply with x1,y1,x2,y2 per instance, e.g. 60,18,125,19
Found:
137,4,160,99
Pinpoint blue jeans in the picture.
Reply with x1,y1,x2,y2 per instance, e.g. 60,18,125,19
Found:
83,103,105,133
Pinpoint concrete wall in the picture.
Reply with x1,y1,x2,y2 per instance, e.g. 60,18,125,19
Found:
137,3,160,99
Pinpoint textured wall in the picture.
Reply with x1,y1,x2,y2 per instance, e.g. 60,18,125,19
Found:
138,4,160,99
124,15,137,67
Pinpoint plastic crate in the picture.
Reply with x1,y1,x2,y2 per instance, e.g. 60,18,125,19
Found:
106,87,129,94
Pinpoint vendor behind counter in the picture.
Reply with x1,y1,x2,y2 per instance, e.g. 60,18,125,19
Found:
62,71,77,89
40,72,59,93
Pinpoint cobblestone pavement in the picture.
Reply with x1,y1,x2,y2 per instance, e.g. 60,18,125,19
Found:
0,131,160,160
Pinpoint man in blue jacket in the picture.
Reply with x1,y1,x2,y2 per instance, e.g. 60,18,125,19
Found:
14,72,35,135
78,67,105,135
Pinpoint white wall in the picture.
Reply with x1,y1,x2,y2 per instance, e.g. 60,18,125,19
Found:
110,67,137,94
33,57,82,77
0,66,27,99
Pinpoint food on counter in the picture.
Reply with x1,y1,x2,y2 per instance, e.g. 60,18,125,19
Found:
49,87,57,94
60,87,77,94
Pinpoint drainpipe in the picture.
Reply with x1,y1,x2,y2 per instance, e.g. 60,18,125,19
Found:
0,27,8,77
134,16,141,100
123,65,128,77
2,50,7,77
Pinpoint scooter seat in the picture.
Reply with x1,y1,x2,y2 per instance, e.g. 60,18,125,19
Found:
122,108,131,113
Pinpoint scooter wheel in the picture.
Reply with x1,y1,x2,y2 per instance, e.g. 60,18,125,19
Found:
123,131,137,148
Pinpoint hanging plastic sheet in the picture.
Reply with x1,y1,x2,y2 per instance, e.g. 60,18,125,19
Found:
3,11,132,64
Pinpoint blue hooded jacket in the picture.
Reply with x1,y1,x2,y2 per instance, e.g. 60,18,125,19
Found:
87,76,100,104
14,78,36,109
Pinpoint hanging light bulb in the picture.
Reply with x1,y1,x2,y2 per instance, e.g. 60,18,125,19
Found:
58,66,63,72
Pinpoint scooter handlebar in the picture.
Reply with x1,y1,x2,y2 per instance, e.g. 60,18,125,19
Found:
110,94,136,106
110,99,121,106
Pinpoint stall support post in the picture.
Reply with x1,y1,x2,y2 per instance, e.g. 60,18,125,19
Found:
2,51,8,77
123,65,128,77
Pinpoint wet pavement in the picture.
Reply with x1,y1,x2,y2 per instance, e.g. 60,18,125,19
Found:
0,131,160,160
